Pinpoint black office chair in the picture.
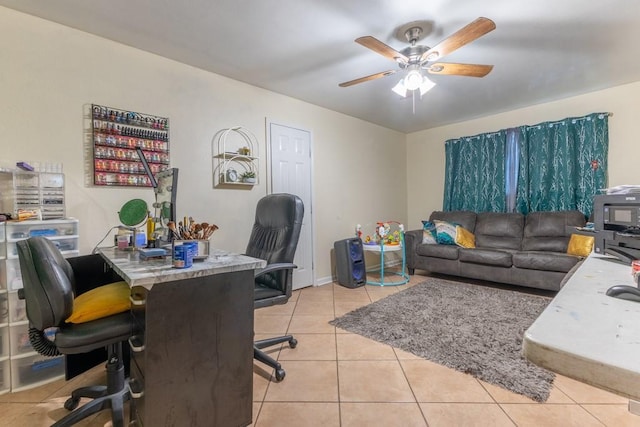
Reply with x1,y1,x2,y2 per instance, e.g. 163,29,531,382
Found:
17,237,134,427
247,193,304,381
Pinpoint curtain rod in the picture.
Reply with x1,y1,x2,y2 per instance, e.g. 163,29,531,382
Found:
446,112,613,144
526,112,612,129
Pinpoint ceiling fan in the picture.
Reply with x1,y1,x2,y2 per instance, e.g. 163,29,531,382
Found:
339,17,496,98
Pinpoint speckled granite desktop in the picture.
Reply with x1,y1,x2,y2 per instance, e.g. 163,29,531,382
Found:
97,246,265,289
524,253,640,401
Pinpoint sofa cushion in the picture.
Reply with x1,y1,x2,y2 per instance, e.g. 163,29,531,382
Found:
459,248,513,267
429,211,477,233
421,220,437,244
474,212,525,250
416,243,460,260
522,211,586,252
512,251,580,273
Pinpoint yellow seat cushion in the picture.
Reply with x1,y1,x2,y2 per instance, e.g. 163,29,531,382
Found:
566,234,594,257
66,281,131,324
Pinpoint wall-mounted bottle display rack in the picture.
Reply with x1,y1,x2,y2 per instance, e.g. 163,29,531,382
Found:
91,104,170,187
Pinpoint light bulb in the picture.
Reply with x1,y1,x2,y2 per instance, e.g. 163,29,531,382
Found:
404,70,423,91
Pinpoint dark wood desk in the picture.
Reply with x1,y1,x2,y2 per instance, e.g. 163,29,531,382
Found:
98,247,265,427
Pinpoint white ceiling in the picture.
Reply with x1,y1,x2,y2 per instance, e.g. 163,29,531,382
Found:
2,0,640,133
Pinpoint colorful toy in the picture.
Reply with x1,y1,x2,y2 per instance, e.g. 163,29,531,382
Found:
358,221,405,246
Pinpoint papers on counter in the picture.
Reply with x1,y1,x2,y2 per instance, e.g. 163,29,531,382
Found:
601,185,640,195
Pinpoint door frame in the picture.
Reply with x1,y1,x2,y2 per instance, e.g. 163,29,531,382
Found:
265,118,315,287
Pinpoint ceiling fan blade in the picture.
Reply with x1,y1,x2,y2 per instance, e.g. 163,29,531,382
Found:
420,17,496,63
339,70,397,87
356,36,409,64
427,63,494,77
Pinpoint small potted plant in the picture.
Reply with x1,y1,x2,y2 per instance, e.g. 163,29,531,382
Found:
240,171,256,184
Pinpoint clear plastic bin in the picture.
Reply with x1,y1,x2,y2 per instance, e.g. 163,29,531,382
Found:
6,224,34,240
0,296,8,325
0,326,8,358
0,262,6,291
51,237,78,253
0,358,10,394
8,292,26,323
6,234,78,259
11,353,64,391
10,324,34,356
6,259,23,291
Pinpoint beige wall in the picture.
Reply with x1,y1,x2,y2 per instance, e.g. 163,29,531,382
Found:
0,7,407,284
406,81,640,230
4,6,639,284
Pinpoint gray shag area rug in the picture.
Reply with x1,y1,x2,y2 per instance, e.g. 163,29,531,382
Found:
330,278,555,402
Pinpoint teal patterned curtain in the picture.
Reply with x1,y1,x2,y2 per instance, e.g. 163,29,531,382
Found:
516,112,609,218
442,112,608,217
443,130,507,212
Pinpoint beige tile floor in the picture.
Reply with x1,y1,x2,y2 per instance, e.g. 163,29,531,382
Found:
1,273,639,426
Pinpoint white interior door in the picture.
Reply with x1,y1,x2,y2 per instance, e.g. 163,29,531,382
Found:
268,122,313,289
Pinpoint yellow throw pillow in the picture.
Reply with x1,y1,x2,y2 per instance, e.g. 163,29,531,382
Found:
455,226,476,248
66,281,131,324
566,234,594,257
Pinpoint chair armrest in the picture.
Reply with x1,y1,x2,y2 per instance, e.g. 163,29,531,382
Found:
255,262,298,278
68,254,124,296
255,262,298,301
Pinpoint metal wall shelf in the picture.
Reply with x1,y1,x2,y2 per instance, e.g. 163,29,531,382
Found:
212,127,259,188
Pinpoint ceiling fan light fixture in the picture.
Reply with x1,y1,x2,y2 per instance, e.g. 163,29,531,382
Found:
404,69,423,90
391,79,408,97
418,76,436,96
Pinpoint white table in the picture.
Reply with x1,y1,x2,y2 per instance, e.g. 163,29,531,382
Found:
523,253,640,401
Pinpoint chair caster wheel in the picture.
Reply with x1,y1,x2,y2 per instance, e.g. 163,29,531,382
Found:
275,369,286,382
289,338,297,349
64,396,80,411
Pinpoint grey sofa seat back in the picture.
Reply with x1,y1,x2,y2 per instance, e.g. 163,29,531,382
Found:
474,212,525,250
429,211,477,233
522,210,586,252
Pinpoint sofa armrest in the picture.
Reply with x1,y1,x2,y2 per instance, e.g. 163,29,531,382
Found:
404,229,422,273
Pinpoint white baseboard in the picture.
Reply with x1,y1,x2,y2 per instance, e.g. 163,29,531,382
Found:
315,276,334,286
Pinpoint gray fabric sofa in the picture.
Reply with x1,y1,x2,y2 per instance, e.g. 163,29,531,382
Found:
404,210,587,291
